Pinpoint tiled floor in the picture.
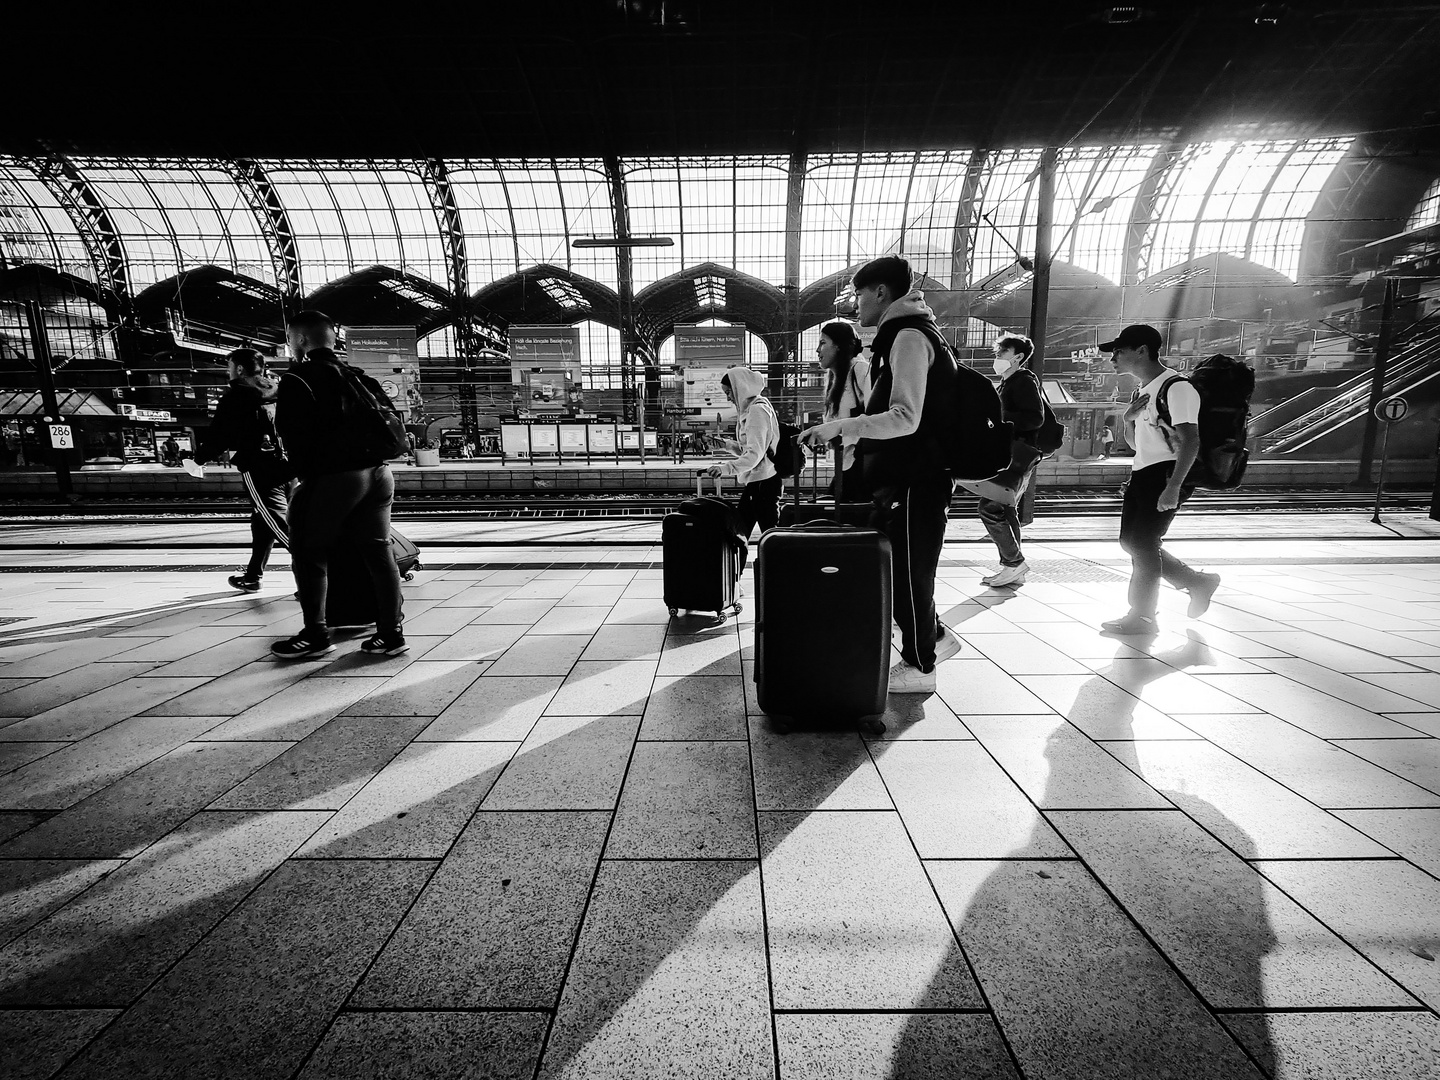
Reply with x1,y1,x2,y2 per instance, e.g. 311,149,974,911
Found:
2,513,1439,1079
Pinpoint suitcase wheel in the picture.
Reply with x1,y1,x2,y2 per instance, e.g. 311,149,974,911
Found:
860,718,887,737
402,571,416,582
668,607,680,617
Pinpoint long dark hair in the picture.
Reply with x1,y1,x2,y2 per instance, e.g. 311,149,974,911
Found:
820,320,864,417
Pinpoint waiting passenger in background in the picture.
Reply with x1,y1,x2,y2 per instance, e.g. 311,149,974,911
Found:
188,347,292,593
705,367,781,538
1099,424,1114,459
1099,323,1221,636
271,310,406,659
976,333,1045,588
814,319,872,501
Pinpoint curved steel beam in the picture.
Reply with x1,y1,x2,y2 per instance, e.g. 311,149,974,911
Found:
225,158,302,306
18,153,131,318
421,158,475,357
1124,142,1187,286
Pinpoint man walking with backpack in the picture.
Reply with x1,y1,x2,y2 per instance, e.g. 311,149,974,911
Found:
188,348,291,593
1099,324,1220,636
270,310,407,659
801,256,963,693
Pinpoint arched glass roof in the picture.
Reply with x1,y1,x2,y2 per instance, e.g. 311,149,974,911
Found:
0,141,1358,328
71,160,276,289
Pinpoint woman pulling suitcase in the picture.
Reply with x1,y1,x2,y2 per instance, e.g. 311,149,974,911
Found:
704,367,782,538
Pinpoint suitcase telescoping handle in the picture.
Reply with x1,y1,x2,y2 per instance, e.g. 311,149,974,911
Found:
696,472,725,497
793,430,845,524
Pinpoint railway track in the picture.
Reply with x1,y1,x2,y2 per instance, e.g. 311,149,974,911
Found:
0,488,1430,521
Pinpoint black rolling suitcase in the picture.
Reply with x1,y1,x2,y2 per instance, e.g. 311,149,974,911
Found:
663,476,744,621
777,439,876,529
324,527,422,627
755,442,891,732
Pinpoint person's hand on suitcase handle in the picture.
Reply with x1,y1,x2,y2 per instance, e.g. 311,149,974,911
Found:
800,420,843,449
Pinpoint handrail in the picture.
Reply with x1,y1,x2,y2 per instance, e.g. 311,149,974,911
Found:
1262,331,1440,452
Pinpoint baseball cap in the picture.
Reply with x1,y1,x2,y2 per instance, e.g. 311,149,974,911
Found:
1097,324,1163,354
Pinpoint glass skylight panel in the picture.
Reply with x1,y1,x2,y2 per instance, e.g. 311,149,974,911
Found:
801,154,861,286
578,319,622,389
1406,176,1440,231
971,149,1043,283
1058,144,1159,284
538,276,585,310
0,167,94,282
902,153,972,286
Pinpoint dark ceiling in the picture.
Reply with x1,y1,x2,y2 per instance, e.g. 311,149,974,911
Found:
9,1,1440,159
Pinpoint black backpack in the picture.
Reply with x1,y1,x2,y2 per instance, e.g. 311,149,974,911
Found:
765,418,801,478
946,363,1015,480
1012,368,1066,455
291,361,409,463
1156,354,1255,489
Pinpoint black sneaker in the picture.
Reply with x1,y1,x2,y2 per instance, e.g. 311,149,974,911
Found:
360,632,409,656
228,573,262,593
270,631,334,659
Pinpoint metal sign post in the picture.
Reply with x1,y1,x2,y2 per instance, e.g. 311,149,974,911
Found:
1371,396,1408,524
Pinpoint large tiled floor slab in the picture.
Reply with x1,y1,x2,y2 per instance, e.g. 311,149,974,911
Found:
2,514,1439,1079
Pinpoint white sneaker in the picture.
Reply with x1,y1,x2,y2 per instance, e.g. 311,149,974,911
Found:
888,661,937,694
934,625,962,664
985,562,1029,588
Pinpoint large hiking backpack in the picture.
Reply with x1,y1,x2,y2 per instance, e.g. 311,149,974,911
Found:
1156,354,1255,489
946,363,1015,480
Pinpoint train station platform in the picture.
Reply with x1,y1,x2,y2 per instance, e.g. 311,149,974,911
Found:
2,512,1439,1079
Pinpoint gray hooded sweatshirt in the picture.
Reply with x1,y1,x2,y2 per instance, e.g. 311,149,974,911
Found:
715,366,778,485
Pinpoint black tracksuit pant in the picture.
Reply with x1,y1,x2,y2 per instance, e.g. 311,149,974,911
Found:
240,463,291,578
874,470,954,673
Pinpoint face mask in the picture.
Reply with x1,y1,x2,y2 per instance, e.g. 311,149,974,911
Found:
992,358,1011,378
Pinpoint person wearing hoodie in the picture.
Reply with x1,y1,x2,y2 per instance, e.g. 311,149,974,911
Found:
800,256,963,694
190,348,291,593
704,366,782,538
975,333,1046,589
270,310,406,660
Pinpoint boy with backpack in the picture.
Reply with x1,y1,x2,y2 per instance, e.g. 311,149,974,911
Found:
800,256,965,693
189,348,292,594
1098,324,1222,636
270,310,408,659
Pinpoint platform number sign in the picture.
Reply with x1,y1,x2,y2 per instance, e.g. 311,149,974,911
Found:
1375,397,1408,423
48,423,73,449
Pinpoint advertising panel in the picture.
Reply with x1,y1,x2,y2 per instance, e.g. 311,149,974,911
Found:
346,326,421,417
587,423,617,454
509,326,585,414
558,425,588,451
676,324,745,419
528,424,559,453
499,424,531,459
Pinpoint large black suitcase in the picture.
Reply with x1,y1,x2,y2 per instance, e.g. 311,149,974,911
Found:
756,441,891,730
324,527,421,627
663,477,744,620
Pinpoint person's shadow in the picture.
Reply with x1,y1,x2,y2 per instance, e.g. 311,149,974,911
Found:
887,633,1279,1078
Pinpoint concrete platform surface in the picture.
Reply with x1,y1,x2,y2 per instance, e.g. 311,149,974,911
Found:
1,513,1439,1079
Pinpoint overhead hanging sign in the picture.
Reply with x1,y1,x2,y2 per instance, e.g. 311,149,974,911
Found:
346,326,420,416
509,326,584,414
676,325,745,416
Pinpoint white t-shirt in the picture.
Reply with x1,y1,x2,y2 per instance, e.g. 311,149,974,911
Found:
1131,371,1200,471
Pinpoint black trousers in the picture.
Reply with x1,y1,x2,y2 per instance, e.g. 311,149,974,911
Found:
240,465,291,577
287,465,403,634
735,473,783,539
1119,461,1202,617
875,471,954,673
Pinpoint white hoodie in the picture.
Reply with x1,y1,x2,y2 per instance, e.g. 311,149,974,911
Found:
715,366,778,484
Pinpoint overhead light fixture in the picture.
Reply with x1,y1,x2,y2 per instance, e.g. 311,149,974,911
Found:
572,236,675,248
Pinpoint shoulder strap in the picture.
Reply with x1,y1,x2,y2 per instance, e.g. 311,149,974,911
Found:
1154,373,1188,427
